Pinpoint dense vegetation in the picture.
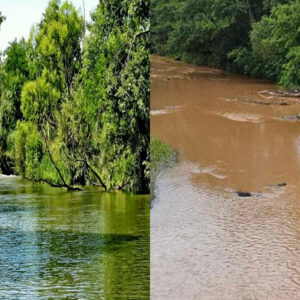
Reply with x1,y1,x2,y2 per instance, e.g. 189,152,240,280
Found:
151,0,300,88
0,0,149,193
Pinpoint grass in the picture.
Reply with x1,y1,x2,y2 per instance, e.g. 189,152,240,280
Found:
150,136,177,201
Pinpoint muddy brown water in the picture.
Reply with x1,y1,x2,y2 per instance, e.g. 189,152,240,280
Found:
151,55,300,299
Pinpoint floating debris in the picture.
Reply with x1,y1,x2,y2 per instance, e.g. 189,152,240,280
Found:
150,106,182,116
259,89,300,98
279,115,300,122
236,191,252,197
214,112,261,123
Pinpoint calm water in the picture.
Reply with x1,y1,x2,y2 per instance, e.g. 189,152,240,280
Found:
151,55,300,299
0,176,149,299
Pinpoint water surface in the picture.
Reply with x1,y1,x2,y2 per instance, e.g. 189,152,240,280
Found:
0,176,149,299
151,55,300,299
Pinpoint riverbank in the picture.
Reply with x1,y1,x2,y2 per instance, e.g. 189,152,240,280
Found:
150,136,176,201
151,1,300,89
0,0,149,195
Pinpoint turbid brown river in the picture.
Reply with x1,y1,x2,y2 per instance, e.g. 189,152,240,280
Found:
151,55,300,299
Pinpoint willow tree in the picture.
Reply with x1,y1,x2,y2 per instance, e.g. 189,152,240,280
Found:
2,0,150,193
0,40,30,174
87,0,150,193
10,0,84,189
58,0,150,192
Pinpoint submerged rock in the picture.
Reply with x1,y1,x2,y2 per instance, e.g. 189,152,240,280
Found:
237,191,252,197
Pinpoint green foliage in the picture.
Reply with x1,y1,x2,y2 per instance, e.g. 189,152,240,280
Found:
150,136,176,199
0,1,150,193
249,0,300,87
151,136,174,175
152,0,254,67
150,0,182,54
71,0,150,192
21,70,60,124
263,0,289,10
8,121,42,177
152,0,300,87
281,46,300,87
0,40,30,174
4,0,84,188
35,0,83,95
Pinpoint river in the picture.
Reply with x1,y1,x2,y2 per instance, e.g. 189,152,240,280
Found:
151,55,300,299
0,175,149,299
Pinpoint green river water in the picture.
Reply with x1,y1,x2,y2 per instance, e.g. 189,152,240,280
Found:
0,175,149,299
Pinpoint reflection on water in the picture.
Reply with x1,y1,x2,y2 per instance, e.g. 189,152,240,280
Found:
0,176,149,299
151,55,300,299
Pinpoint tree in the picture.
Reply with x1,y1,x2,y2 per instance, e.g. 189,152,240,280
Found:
35,0,83,97
0,40,29,174
151,0,258,67
0,0,150,193
250,0,300,87
61,0,150,192
151,0,182,54
10,0,84,189
151,0,291,75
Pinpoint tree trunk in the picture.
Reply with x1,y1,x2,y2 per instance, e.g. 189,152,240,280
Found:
245,0,255,26
42,129,83,191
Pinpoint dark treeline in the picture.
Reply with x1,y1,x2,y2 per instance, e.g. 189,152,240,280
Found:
151,0,300,88
0,0,150,193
